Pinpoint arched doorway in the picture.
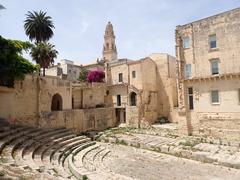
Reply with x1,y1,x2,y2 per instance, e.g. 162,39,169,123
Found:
51,93,62,111
130,92,137,106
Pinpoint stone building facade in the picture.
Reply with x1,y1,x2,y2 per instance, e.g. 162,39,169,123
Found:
176,7,240,140
45,59,81,81
45,59,105,81
102,21,178,127
106,54,178,127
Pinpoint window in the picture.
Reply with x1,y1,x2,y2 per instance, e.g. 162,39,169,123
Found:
130,92,137,106
183,37,190,49
211,90,219,104
211,59,219,75
238,89,240,103
184,64,192,79
117,95,121,106
188,87,194,110
118,73,123,82
132,71,136,78
209,34,217,49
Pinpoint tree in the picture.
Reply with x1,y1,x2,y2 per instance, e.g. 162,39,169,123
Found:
24,11,54,43
78,68,89,82
30,42,58,76
87,70,105,83
0,36,37,87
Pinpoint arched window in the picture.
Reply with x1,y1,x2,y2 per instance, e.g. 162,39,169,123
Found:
51,93,63,111
106,43,109,50
130,92,137,106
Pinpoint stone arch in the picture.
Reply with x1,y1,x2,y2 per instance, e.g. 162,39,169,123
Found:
129,92,137,106
51,93,63,111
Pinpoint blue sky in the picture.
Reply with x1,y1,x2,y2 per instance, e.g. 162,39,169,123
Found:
1,0,240,64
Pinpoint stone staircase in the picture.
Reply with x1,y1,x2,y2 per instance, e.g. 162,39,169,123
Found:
0,123,108,179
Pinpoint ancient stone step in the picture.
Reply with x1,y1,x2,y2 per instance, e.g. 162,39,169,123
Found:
33,133,76,167
50,137,91,165
12,128,52,162
83,146,107,171
1,128,43,163
42,136,87,166
0,126,27,139
14,128,68,165
0,127,36,154
68,142,97,179
22,129,71,170
93,148,111,172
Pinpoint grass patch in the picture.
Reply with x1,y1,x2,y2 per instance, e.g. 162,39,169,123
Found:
179,140,199,147
116,139,128,146
0,171,5,177
82,175,88,180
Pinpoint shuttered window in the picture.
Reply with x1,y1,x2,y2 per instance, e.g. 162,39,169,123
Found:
183,37,190,49
185,64,192,79
211,59,219,75
209,34,217,49
118,73,123,82
211,90,219,104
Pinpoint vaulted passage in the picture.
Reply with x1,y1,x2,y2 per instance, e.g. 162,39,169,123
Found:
130,92,137,106
51,93,63,111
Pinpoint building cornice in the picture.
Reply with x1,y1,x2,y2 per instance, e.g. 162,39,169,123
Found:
184,73,240,83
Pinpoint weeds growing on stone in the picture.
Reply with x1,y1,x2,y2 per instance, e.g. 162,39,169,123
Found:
116,139,128,146
82,175,88,180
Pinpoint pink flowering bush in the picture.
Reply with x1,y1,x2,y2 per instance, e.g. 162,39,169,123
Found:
87,70,105,83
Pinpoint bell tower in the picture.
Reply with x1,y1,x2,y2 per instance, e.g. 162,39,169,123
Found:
102,22,118,61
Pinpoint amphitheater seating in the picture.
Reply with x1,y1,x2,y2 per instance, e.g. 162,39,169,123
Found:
0,123,112,179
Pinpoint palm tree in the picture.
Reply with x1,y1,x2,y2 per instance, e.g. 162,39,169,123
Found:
24,11,54,43
30,42,58,76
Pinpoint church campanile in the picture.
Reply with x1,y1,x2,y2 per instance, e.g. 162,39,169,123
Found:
102,22,118,61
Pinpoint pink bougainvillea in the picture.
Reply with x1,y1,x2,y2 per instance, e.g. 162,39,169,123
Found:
87,70,105,83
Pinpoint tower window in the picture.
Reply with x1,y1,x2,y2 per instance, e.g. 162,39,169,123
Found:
132,71,136,78
118,73,123,82
106,43,109,50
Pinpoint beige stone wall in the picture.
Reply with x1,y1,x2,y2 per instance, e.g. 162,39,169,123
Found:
110,62,129,85
149,54,178,122
0,75,71,126
129,63,143,90
39,108,117,133
82,85,106,109
126,106,140,128
72,83,112,109
184,79,240,139
0,75,117,132
39,76,72,112
109,85,128,108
